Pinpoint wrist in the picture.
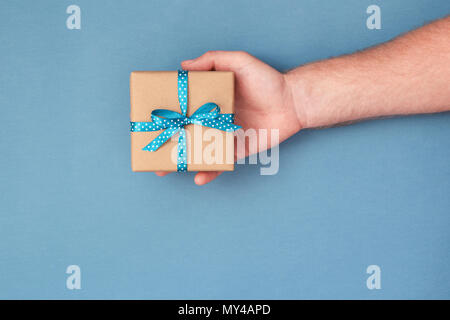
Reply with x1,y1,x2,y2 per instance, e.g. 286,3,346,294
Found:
283,66,317,130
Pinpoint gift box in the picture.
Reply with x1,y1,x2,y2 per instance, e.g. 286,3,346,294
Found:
130,70,240,172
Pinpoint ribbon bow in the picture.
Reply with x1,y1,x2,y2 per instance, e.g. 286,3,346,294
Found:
130,70,241,172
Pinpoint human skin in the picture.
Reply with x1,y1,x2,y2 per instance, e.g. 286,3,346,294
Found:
156,16,450,185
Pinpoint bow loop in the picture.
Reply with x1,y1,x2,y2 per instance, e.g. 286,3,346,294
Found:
190,102,221,120
150,109,185,128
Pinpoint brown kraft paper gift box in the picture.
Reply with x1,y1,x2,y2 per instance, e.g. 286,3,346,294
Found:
130,71,236,172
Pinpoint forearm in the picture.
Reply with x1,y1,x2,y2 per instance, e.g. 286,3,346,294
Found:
286,16,450,129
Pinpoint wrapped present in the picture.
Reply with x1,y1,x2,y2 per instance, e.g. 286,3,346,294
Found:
130,70,240,172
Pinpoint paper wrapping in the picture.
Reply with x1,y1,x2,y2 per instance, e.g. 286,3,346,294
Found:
130,71,235,171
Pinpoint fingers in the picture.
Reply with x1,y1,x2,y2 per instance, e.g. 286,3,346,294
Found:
157,52,242,185
181,51,253,72
154,171,170,177
155,170,223,185
194,171,223,185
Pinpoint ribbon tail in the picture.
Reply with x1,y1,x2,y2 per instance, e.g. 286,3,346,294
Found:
142,127,180,151
224,123,241,131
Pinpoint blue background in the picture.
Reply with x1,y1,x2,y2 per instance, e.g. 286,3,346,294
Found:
1,0,449,299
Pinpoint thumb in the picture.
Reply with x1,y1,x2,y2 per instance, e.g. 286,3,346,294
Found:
181,51,252,71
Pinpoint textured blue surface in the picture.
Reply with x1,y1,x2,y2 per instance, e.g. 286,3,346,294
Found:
0,0,449,299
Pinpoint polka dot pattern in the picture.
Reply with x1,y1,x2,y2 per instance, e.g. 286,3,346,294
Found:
142,127,179,151
177,128,187,172
130,70,241,172
177,70,188,116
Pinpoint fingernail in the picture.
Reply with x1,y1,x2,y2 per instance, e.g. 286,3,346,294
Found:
194,175,204,185
182,59,194,64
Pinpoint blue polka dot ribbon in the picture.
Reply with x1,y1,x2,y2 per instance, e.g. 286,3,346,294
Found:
130,70,241,172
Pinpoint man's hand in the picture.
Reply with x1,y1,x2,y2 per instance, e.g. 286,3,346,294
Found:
156,51,304,185
156,17,450,185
